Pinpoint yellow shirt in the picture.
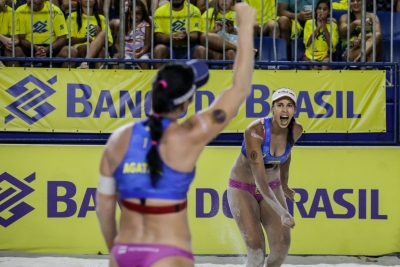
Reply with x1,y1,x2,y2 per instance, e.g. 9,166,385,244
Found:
200,8,236,33
244,0,276,25
154,2,201,47
1,6,18,38
67,12,113,47
303,19,339,61
16,2,67,45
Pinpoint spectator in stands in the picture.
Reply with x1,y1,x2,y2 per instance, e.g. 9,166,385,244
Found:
153,0,205,69
366,0,400,12
277,0,310,57
244,0,281,37
147,0,206,13
68,0,113,68
339,0,383,62
303,0,339,69
102,0,126,35
277,0,311,36
17,0,78,67
112,0,151,69
61,0,78,18
0,0,25,67
200,0,237,69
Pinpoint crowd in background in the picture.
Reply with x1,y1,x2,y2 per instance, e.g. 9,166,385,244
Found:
0,0,399,69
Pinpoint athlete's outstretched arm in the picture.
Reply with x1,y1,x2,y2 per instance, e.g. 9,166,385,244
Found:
184,3,256,145
96,148,118,251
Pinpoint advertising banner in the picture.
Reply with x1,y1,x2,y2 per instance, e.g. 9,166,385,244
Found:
0,145,399,255
0,69,386,133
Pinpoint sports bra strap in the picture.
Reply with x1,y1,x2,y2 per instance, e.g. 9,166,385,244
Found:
121,199,187,214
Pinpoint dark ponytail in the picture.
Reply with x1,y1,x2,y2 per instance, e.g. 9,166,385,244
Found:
145,64,195,187
287,117,296,146
146,113,163,187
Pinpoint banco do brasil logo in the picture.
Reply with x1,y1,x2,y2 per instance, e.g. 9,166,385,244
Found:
5,75,57,125
0,173,35,227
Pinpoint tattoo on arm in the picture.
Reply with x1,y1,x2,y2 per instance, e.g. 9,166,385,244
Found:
210,109,226,124
249,150,260,164
251,132,263,140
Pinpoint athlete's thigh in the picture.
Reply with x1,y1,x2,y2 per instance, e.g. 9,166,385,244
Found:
109,254,119,267
227,187,265,248
151,256,194,267
259,187,290,248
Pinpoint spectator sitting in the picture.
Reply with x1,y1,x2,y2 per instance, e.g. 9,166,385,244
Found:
112,0,151,69
148,0,207,13
0,0,25,67
68,0,113,69
102,0,126,35
277,0,311,56
61,0,78,18
303,0,339,69
17,0,78,67
153,0,205,69
339,0,382,62
200,0,238,69
244,0,281,37
278,0,313,43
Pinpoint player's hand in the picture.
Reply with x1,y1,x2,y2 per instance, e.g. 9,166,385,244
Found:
235,3,256,28
283,186,296,202
281,212,295,229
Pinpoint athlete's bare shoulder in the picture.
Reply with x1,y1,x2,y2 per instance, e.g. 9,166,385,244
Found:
244,118,264,141
107,122,135,146
106,122,135,154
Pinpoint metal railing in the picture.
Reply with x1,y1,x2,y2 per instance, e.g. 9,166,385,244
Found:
0,0,398,69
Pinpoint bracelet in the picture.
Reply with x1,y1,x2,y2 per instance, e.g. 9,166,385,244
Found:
282,186,288,189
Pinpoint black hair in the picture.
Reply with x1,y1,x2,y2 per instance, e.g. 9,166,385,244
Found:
349,0,358,22
125,0,151,36
77,0,102,32
272,101,296,146
145,64,195,187
314,0,331,39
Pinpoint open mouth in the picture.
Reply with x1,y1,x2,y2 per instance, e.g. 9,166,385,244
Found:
280,116,289,125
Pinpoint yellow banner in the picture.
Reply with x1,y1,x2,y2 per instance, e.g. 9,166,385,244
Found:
0,68,386,133
0,145,399,255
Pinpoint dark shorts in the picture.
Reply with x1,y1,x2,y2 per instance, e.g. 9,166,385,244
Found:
20,44,64,58
165,45,199,60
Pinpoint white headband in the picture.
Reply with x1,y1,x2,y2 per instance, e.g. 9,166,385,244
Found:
172,85,196,105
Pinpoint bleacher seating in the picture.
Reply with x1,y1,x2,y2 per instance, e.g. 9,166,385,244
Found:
377,11,400,40
253,37,288,69
332,10,346,24
383,38,400,63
